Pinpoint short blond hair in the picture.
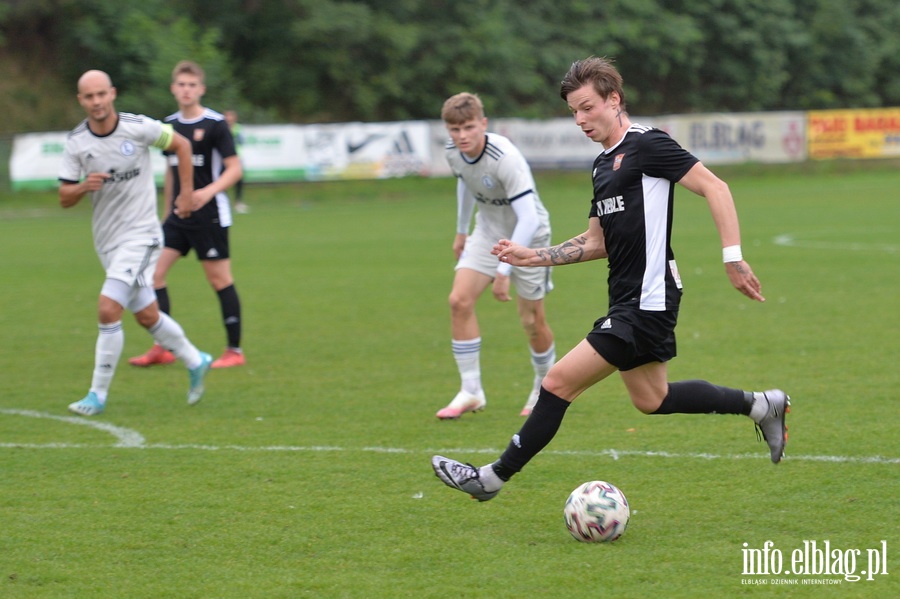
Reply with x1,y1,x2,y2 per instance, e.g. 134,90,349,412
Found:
441,92,485,125
172,60,205,83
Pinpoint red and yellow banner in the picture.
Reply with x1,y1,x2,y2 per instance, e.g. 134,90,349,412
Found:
808,108,900,159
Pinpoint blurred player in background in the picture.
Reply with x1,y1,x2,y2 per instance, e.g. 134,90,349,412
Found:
433,57,789,501
59,70,212,416
436,92,556,419
129,61,246,370
224,109,248,214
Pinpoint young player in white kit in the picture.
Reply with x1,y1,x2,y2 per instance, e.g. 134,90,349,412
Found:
436,93,556,419
58,70,212,416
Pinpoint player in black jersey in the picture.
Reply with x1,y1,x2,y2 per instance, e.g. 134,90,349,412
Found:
129,61,246,370
433,56,789,502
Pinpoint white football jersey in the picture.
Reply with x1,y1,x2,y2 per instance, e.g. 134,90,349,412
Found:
59,113,172,253
445,132,550,243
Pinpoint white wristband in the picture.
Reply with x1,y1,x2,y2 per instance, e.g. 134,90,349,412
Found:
722,245,743,263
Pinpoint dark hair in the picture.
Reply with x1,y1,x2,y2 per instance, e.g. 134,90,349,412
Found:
559,56,626,111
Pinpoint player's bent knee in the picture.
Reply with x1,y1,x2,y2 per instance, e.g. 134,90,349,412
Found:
541,370,573,399
98,305,122,324
631,394,664,414
133,308,159,329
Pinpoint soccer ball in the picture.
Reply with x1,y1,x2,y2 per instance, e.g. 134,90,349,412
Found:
563,480,630,543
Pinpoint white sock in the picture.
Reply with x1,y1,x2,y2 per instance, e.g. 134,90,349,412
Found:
90,321,123,402
748,392,769,423
453,337,482,395
530,343,555,392
478,464,504,492
149,313,202,369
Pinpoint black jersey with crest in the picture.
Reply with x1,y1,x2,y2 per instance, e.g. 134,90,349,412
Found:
163,108,237,229
589,124,699,311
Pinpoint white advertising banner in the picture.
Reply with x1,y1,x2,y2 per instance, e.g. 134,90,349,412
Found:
9,121,433,190
429,117,616,173
7,113,806,191
433,116,668,172
239,124,310,181
338,121,431,179
493,117,601,169
428,122,453,177
9,133,68,190
241,121,432,181
663,112,807,164
487,113,806,169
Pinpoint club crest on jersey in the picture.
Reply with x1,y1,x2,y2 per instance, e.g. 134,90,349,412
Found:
193,129,205,142
482,175,495,189
120,140,135,156
613,153,625,171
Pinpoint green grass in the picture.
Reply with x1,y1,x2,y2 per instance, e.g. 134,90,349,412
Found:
1,167,898,598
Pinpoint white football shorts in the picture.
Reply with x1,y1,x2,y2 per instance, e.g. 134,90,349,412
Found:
456,228,553,301
98,238,161,312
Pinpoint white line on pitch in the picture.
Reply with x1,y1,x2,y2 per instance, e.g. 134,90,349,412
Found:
773,234,899,253
0,441,897,465
0,408,145,447
3,409,897,465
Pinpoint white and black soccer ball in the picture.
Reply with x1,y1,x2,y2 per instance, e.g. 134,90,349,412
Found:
563,480,630,543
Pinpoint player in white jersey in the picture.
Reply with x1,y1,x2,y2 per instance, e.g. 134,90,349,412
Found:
435,92,556,419
58,70,213,416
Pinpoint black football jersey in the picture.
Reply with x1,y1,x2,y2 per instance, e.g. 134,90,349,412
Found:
589,125,699,311
164,108,237,228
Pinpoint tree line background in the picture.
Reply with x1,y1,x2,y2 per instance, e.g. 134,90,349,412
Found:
1,0,899,134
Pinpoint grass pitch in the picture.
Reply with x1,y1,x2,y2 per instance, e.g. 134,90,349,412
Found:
1,166,898,598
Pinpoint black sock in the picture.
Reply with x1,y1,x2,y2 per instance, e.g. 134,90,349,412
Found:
652,380,753,415
217,284,242,348
155,286,170,315
493,387,571,480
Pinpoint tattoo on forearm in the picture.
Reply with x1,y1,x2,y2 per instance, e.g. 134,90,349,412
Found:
537,235,588,264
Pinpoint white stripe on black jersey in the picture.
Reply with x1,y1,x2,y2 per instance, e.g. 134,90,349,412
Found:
164,107,237,229
590,124,699,311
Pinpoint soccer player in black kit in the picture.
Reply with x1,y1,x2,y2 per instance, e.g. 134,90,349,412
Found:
433,56,790,502
130,61,246,370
